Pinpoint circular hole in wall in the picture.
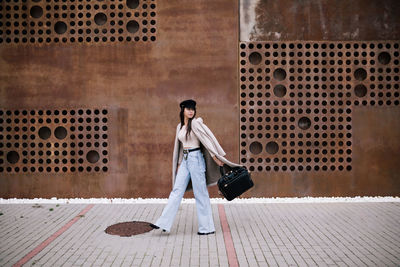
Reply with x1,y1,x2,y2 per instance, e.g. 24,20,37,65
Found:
354,68,367,81
7,151,20,164
54,21,67,34
354,84,367,97
298,117,311,130
273,84,286,97
87,150,100,163
126,20,139,33
94,13,107,26
55,126,67,139
249,141,262,154
126,0,139,9
39,126,51,140
249,52,262,65
266,141,279,154
30,6,43,18
378,52,391,65
273,68,286,81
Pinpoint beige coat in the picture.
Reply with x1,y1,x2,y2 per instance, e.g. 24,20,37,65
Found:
172,117,244,192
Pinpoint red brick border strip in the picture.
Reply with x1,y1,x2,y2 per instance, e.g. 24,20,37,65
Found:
13,204,95,267
218,204,239,267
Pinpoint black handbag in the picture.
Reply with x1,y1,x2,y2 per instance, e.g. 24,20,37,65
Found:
217,165,253,201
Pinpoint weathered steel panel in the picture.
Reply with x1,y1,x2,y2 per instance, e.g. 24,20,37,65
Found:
0,0,239,198
240,0,400,41
239,40,399,197
238,0,400,197
1,0,399,198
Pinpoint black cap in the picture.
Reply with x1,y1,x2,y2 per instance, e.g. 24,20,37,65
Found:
179,99,196,109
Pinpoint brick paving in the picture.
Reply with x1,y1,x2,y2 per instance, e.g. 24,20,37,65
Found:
0,201,399,266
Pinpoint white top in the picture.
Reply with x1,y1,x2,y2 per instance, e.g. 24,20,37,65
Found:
178,125,200,148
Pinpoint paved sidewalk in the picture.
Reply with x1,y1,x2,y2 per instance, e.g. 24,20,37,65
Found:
0,201,399,266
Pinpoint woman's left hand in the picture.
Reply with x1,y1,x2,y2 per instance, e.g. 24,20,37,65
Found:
213,156,224,166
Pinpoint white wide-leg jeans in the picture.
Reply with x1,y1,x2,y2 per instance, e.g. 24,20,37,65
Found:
154,149,215,233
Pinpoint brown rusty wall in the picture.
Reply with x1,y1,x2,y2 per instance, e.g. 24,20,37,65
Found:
239,0,400,197
239,41,400,197
240,0,400,41
1,0,399,198
0,0,239,198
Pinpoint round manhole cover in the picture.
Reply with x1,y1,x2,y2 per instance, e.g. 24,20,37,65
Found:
105,221,153,237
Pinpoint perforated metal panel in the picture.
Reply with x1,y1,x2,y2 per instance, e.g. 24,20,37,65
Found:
0,108,109,173
239,41,400,172
0,0,157,44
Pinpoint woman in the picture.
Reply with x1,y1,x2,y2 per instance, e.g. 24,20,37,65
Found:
149,99,243,235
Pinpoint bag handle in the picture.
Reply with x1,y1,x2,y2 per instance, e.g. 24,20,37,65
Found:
219,166,225,176
220,165,248,176
219,164,232,176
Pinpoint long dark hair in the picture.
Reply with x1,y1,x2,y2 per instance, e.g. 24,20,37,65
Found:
179,107,196,140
